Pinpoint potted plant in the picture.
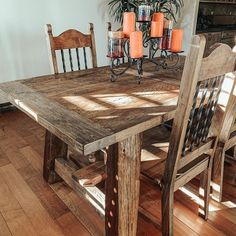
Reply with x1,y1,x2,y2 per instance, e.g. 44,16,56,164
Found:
108,0,184,23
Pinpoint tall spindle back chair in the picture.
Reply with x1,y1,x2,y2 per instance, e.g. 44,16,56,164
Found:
46,23,97,74
141,35,236,236
211,51,236,201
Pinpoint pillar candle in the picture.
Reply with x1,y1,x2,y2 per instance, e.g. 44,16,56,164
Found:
151,21,163,37
153,12,164,23
130,31,143,59
170,29,183,53
153,12,164,30
123,12,136,38
162,20,173,50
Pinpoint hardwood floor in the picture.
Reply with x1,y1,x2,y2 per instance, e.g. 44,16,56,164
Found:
0,109,235,236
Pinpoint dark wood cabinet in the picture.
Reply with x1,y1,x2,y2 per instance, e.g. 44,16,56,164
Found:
221,30,236,47
199,31,236,56
200,0,236,4
199,32,222,56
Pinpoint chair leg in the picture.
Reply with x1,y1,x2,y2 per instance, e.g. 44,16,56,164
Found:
161,187,174,236
199,161,212,220
233,146,236,160
212,148,225,202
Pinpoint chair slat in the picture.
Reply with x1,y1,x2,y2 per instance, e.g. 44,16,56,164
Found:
83,47,88,70
68,49,73,72
60,49,66,73
76,48,81,70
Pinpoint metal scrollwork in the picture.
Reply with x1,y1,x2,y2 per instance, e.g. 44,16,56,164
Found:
109,21,183,83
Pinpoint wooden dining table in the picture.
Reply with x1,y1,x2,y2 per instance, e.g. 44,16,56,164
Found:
0,61,184,236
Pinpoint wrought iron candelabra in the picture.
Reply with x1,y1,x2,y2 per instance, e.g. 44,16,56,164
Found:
109,22,183,84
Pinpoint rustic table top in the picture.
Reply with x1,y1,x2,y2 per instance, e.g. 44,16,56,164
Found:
0,61,184,155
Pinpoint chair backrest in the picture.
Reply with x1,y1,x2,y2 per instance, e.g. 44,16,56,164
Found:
215,46,236,144
46,23,97,74
163,35,236,189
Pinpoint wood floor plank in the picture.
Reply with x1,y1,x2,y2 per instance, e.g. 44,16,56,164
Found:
0,164,65,236
0,142,29,170
0,110,236,236
174,201,225,236
208,210,236,236
0,183,21,213
57,212,91,236
3,208,40,236
139,179,199,236
1,126,28,149
19,145,43,172
23,133,45,157
0,213,12,236
0,182,39,236
0,151,10,167
27,174,69,220
51,182,104,236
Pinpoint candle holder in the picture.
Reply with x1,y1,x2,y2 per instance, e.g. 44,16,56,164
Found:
107,15,184,83
108,38,144,84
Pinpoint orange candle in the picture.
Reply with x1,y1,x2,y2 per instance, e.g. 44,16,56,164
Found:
170,29,183,53
151,21,163,37
152,12,164,40
123,12,136,38
153,12,164,22
130,31,143,59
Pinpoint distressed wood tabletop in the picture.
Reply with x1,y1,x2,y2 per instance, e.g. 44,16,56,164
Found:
0,61,184,155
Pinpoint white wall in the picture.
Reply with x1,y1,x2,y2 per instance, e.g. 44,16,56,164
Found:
0,0,114,83
177,0,199,53
0,0,198,84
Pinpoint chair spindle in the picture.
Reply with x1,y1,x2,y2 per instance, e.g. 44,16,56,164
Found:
83,47,88,70
76,48,81,70
60,49,66,73
68,49,74,72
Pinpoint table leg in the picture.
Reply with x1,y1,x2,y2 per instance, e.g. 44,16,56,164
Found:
43,130,68,184
105,134,142,236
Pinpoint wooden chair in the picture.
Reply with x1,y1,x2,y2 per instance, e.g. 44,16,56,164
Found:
46,23,97,74
45,23,102,168
141,35,236,235
230,120,236,159
211,84,236,202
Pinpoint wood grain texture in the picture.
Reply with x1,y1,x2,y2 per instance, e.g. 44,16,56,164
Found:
54,158,105,217
0,61,183,155
105,144,118,235
51,182,104,236
0,110,236,236
0,164,65,236
0,213,12,236
43,130,68,183
0,82,112,155
117,134,142,236
72,161,106,187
